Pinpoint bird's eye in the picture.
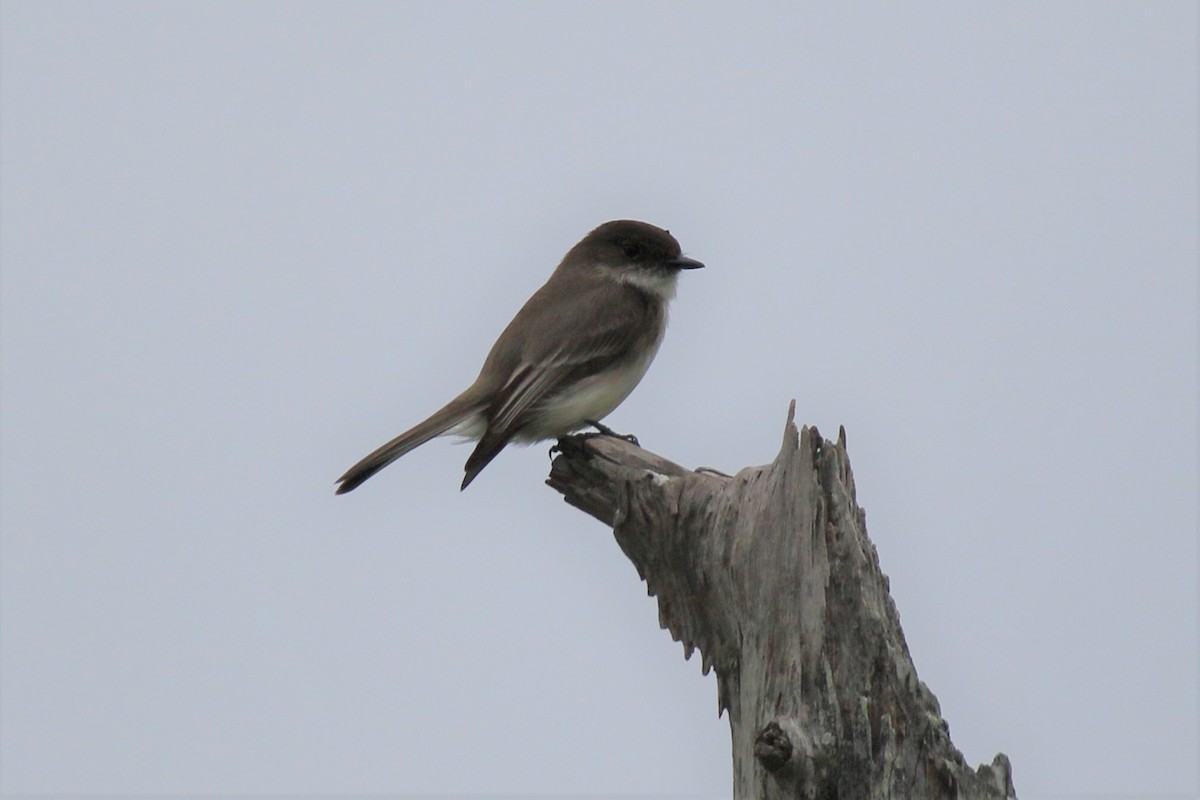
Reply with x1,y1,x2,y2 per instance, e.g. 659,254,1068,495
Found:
622,242,645,260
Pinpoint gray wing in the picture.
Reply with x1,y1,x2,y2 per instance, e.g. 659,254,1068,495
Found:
460,279,659,488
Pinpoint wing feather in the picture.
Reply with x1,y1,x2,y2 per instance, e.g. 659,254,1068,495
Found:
460,275,661,488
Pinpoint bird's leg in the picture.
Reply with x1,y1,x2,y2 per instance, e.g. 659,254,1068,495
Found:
546,422,640,465
584,419,639,447
547,434,604,463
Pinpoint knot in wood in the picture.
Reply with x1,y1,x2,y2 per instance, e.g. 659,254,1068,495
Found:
753,720,793,772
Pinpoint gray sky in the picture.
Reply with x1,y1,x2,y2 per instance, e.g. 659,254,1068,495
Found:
1,2,1195,797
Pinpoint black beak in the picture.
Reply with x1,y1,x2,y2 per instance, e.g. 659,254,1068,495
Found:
669,255,705,270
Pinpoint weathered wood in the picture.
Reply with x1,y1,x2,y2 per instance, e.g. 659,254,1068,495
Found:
546,403,1017,800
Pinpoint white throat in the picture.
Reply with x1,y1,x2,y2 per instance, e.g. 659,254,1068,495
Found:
608,267,679,300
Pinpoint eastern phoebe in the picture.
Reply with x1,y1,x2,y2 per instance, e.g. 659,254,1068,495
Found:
336,219,703,493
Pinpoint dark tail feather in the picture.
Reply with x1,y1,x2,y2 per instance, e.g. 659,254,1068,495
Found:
460,432,510,491
336,392,482,494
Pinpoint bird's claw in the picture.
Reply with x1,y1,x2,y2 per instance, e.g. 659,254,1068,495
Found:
584,420,639,447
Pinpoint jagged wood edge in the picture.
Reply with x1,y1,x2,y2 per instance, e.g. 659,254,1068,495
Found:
545,403,1016,800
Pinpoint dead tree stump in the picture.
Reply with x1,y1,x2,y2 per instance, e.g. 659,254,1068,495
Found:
546,403,1017,800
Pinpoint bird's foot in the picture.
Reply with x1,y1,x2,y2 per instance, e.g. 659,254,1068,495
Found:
547,422,640,464
583,419,639,447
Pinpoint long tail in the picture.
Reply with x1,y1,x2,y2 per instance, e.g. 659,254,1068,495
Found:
336,391,483,494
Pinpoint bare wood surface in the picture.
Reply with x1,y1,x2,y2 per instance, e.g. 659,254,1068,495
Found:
546,403,1017,800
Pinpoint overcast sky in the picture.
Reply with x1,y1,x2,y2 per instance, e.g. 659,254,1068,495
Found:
1,2,1195,798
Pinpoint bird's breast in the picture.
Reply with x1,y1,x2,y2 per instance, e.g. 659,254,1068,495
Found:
513,321,667,442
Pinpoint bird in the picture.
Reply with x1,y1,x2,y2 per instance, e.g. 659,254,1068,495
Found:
336,219,703,493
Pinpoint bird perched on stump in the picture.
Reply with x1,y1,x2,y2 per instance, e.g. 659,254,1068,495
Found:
336,219,703,493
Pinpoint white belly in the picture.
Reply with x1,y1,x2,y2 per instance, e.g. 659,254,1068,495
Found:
515,329,665,442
